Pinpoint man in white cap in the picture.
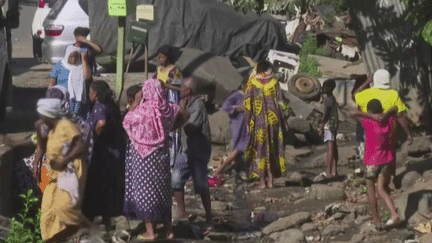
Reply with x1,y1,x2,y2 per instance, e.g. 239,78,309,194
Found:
353,69,413,184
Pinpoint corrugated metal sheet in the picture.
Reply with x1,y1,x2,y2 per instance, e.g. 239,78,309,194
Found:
347,0,432,127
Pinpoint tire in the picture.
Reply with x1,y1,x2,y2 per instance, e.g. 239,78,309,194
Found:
32,36,43,62
288,73,321,101
0,69,11,121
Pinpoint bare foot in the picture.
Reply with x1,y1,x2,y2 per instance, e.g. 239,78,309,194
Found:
174,213,189,221
257,183,267,189
166,232,174,240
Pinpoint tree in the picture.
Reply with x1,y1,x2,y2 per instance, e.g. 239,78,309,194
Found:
403,0,432,46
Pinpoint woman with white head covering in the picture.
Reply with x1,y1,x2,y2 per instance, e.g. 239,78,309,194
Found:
36,98,91,243
47,45,92,119
14,86,92,206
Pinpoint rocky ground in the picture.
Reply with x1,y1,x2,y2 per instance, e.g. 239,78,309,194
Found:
5,65,432,242
0,131,423,243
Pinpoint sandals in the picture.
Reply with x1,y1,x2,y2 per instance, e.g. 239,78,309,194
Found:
313,172,328,182
203,224,214,236
136,233,157,242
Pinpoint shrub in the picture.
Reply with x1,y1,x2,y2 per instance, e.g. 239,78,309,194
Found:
6,189,43,243
298,35,328,77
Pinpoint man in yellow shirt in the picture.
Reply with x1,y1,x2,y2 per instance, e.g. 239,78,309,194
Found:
354,69,412,143
353,69,413,179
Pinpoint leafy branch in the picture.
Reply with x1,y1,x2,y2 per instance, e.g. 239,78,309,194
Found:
6,189,44,243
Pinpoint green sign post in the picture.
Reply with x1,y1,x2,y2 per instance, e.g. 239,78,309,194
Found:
107,0,135,102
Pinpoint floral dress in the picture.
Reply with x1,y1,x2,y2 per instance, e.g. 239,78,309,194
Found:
244,75,289,179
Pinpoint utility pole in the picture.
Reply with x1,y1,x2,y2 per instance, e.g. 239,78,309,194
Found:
116,16,126,102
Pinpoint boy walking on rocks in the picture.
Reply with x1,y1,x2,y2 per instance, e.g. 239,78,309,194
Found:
318,79,339,179
351,99,400,228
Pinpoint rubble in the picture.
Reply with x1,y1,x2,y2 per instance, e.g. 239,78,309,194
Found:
262,212,311,235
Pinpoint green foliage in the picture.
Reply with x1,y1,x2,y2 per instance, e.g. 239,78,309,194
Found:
403,0,432,45
229,0,265,14
383,210,391,222
225,0,347,15
421,19,432,46
314,0,347,13
298,35,328,77
6,189,44,243
359,186,368,195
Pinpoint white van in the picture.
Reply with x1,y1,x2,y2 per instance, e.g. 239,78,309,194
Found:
41,0,89,64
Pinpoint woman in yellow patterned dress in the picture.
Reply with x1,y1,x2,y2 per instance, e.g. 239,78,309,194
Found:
36,98,90,243
244,61,289,189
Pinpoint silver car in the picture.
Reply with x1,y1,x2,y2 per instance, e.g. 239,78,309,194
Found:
41,0,89,64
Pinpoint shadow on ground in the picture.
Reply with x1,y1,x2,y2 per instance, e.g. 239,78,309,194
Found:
0,86,46,134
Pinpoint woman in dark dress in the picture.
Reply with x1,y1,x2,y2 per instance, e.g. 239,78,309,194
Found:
123,79,188,240
82,80,126,228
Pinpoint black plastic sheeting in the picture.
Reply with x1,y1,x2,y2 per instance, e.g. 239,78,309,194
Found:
88,0,290,63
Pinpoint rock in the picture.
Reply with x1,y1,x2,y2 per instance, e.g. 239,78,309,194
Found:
274,229,306,243
329,182,345,189
325,203,342,216
402,136,432,157
204,232,233,241
294,133,308,144
350,234,365,243
322,224,349,237
285,146,313,161
262,212,312,235
305,145,357,168
212,201,230,211
342,211,356,224
0,215,10,229
253,231,262,238
359,222,378,234
301,223,317,232
208,110,231,145
355,215,371,225
288,117,311,134
417,193,432,215
309,184,346,201
332,212,345,220
288,172,303,182
423,170,432,179
420,233,432,243
393,189,432,223
401,171,422,190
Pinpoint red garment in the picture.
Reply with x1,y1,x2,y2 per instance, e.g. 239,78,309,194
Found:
361,116,397,165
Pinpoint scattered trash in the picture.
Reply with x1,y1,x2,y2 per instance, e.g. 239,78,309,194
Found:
414,220,432,233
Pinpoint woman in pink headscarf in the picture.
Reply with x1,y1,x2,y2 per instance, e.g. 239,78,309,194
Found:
122,79,188,241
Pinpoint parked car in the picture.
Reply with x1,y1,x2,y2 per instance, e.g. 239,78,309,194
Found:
31,0,57,61
41,0,89,64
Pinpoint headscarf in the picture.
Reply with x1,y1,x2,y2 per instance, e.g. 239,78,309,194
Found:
123,79,180,158
61,45,85,102
46,85,69,112
37,98,67,118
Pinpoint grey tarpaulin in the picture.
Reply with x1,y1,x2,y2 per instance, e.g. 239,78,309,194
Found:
88,0,290,63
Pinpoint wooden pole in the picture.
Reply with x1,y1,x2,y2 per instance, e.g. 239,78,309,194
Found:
116,16,126,103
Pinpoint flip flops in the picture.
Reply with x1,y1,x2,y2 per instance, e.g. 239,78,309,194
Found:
136,233,157,242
